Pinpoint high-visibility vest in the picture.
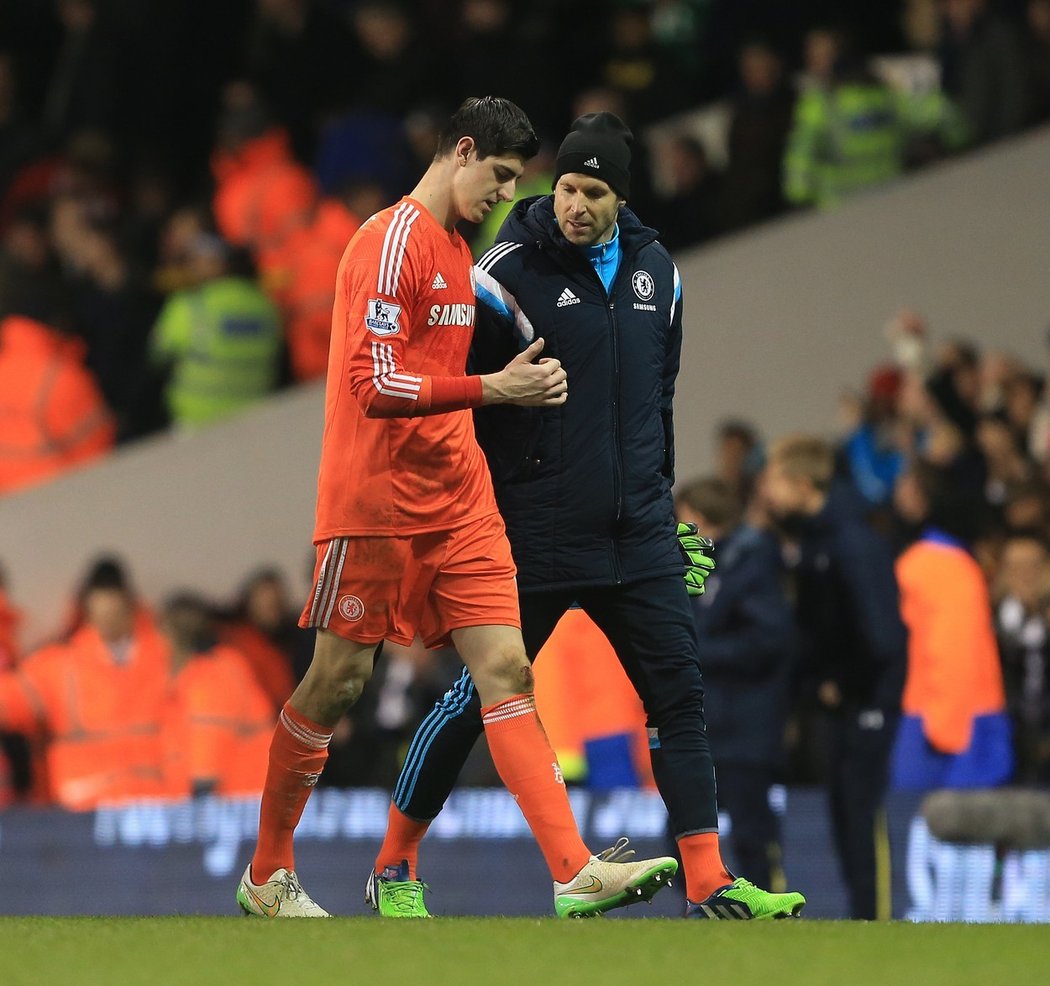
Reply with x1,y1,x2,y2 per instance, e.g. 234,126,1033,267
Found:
784,81,968,208
151,276,281,428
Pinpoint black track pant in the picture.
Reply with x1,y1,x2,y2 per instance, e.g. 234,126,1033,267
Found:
391,575,719,839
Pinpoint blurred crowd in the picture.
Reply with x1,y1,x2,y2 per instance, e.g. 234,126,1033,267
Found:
2,1,1050,494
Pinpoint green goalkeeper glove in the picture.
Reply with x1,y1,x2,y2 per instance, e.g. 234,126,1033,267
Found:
677,522,715,596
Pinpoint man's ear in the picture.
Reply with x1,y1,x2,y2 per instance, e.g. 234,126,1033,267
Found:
455,136,476,166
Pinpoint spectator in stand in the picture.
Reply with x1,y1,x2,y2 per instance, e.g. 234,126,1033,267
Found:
652,134,723,251
1026,0,1050,124
761,435,907,920
1002,371,1042,455
976,412,1034,510
159,593,272,798
649,0,715,97
347,1,441,118
891,461,1014,790
39,0,117,142
49,208,161,441
720,40,795,233
995,529,1050,783
149,231,281,430
597,4,689,124
0,270,114,496
451,0,562,137
0,52,39,201
210,83,317,281
220,568,300,712
240,0,355,163
714,418,763,504
937,0,1030,145
676,477,796,893
799,26,842,91
0,558,169,809
0,204,52,309
839,366,908,510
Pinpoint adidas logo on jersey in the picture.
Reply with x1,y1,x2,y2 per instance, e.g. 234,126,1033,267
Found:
556,288,581,308
431,272,447,290
583,157,600,169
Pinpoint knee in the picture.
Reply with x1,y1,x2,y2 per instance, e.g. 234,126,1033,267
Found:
473,646,533,700
306,650,374,712
644,677,707,733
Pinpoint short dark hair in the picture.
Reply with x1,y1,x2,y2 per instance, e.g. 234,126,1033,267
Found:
79,557,131,596
718,418,759,448
434,96,539,162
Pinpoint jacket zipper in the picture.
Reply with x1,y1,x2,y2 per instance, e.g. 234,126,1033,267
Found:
608,295,624,584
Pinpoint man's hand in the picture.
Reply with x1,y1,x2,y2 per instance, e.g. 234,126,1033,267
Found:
480,337,569,407
677,522,715,596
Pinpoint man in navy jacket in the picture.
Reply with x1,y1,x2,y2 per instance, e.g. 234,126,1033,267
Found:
370,113,805,920
763,435,907,920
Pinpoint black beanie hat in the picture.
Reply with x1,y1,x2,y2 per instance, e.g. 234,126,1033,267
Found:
553,112,633,200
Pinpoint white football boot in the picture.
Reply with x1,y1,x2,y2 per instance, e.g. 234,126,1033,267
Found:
553,838,678,918
236,865,331,918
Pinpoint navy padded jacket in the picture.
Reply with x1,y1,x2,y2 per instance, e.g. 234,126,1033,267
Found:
471,194,685,591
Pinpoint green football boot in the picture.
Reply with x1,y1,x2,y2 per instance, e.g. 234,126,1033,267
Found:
686,877,806,919
365,860,431,918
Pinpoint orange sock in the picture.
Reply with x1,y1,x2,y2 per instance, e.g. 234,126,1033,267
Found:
678,832,733,902
374,802,430,879
481,693,590,883
250,702,333,882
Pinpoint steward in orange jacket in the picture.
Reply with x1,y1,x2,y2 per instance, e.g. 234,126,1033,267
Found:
211,123,317,280
159,595,273,798
218,620,295,713
0,313,114,495
265,198,361,381
892,528,1013,789
533,608,652,787
0,602,169,809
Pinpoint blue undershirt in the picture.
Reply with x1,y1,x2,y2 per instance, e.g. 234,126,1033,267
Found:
582,224,621,293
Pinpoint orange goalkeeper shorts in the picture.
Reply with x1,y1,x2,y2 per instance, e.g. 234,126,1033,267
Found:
299,511,520,647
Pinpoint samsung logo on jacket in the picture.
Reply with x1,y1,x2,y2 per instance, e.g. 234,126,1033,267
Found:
428,303,476,326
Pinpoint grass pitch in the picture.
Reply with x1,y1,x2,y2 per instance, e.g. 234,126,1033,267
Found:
3,917,1047,986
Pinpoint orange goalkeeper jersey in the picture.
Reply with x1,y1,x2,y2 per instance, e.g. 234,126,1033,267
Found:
314,196,497,539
